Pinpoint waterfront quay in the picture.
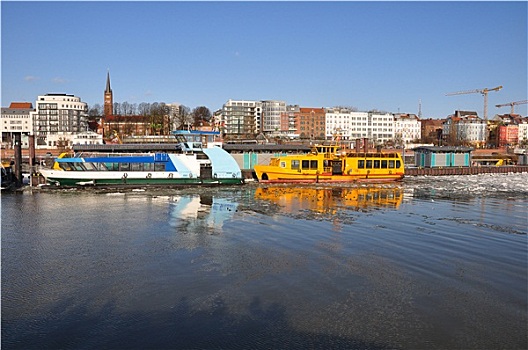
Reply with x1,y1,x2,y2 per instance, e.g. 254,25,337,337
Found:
2,144,528,189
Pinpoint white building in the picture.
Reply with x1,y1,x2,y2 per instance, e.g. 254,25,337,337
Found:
261,100,286,135
393,113,421,146
324,109,396,145
72,131,104,145
369,112,395,144
443,111,487,146
517,117,528,145
221,99,262,136
1,102,34,148
30,93,88,149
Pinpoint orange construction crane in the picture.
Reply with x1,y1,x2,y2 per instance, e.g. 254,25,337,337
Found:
446,85,502,121
495,100,528,114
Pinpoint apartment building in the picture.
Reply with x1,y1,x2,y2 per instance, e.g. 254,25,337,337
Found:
280,105,300,138
325,108,366,140
369,113,395,144
443,111,486,147
295,107,326,139
518,117,528,145
30,93,88,148
221,99,262,136
1,102,34,148
261,100,286,135
393,113,421,145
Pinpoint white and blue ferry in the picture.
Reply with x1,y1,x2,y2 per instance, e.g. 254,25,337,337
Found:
39,131,244,187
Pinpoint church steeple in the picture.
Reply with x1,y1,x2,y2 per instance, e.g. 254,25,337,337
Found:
105,70,112,94
104,70,113,117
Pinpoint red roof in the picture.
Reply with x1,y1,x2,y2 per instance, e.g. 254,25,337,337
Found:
9,102,33,109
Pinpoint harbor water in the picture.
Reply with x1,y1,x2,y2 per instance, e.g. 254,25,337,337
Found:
2,173,527,349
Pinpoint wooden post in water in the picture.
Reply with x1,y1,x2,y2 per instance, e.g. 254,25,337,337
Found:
28,134,36,187
13,132,22,187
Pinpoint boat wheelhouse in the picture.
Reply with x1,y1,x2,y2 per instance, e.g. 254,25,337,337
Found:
253,143,404,183
38,132,243,187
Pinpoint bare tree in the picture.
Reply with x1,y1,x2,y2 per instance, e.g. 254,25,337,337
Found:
192,106,212,126
88,104,103,117
173,105,193,130
138,102,151,116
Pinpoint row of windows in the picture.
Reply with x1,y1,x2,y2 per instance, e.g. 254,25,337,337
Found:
284,159,401,170
59,162,167,172
4,126,25,130
358,159,401,169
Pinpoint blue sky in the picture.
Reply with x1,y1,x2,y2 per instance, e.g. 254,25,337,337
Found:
2,1,527,118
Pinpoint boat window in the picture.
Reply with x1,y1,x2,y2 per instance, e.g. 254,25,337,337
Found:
119,163,130,171
291,160,300,169
60,163,73,171
83,162,97,171
310,160,318,169
381,160,388,168
73,163,85,171
154,163,165,171
396,160,401,168
358,160,365,169
131,163,142,171
105,162,118,171
280,161,286,168
96,163,108,171
389,160,395,168
143,163,153,171
366,160,373,169
374,160,381,168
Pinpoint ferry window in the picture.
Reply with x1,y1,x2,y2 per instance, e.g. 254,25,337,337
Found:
358,160,365,169
60,163,73,171
381,160,388,168
96,163,108,171
119,163,130,171
310,160,318,169
143,163,153,171
374,160,380,168
291,160,300,169
72,163,85,171
366,160,373,169
389,160,395,168
131,163,142,171
280,161,286,168
84,162,96,171
154,163,165,171
396,160,401,168
105,163,118,171
302,160,310,169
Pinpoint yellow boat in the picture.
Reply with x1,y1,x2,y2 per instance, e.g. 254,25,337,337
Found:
254,144,404,183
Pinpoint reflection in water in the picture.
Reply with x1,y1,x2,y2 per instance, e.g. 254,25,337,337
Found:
254,185,403,214
169,194,238,234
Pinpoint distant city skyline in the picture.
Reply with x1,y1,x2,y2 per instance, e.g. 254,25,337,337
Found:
2,1,527,118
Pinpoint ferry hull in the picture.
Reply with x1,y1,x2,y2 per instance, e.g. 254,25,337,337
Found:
39,170,244,187
42,175,243,187
253,172,404,184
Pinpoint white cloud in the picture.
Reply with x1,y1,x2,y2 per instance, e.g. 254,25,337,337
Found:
24,75,39,82
52,77,68,84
